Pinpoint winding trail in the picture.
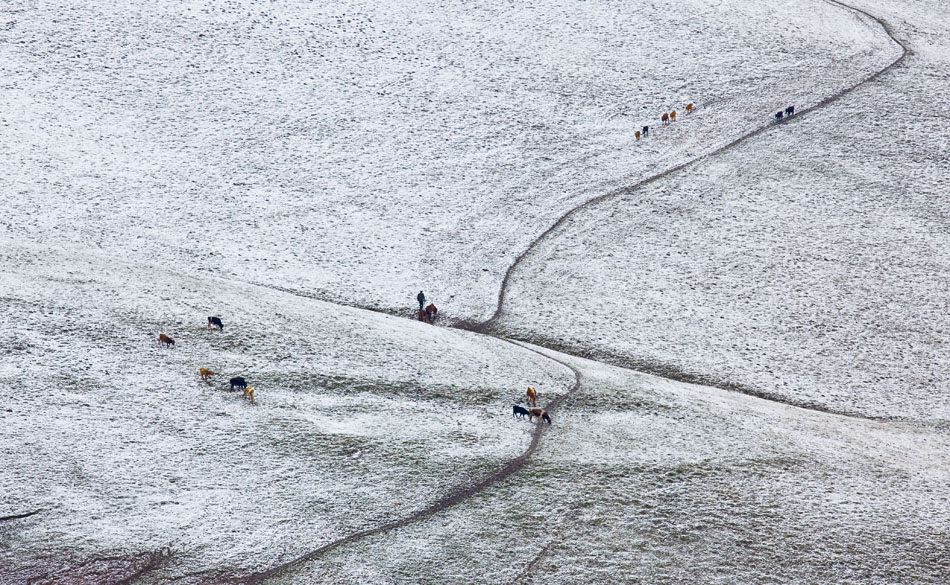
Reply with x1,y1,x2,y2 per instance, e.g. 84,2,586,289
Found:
214,343,580,585
477,0,908,334
204,2,907,583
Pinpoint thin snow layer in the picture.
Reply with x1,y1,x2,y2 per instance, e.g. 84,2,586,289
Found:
0,0,896,320
497,1,950,423
0,243,574,583
246,346,950,584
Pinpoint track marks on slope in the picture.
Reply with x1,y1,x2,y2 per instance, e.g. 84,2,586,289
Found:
207,341,581,585
477,0,908,333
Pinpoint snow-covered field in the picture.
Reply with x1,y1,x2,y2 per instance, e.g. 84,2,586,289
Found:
270,348,950,584
498,0,950,425
0,245,573,582
0,0,893,319
2,0,950,582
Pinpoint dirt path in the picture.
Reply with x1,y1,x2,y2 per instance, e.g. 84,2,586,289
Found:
0,511,41,523
477,0,907,335
206,342,580,585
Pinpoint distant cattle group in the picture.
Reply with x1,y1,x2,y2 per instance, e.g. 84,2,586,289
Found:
157,315,256,404
636,102,693,141
775,105,795,121
513,385,551,425
637,100,800,142
155,292,562,428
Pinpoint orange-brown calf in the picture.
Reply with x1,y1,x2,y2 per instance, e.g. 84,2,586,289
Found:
528,408,552,425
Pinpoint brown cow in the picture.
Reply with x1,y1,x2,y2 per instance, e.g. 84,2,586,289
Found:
526,386,538,407
199,367,214,381
661,112,669,125
158,334,174,347
528,408,552,425
635,130,641,141
425,303,438,323
685,102,693,114
670,110,677,122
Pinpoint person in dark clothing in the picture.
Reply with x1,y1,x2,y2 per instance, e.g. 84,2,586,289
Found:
417,291,426,310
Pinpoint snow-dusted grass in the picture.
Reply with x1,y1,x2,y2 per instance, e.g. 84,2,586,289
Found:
256,347,950,584
497,0,950,424
0,244,573,582
2,0,948,581
0,0,893,320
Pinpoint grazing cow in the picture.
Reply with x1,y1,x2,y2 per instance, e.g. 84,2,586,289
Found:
685,102,693,114
417,308,429,323
199,367,214,381
661,112,669,125
513,405,530,419
670,110,677,122
243,385,255,401
526,386,538,407
158,334,174,347
775,111,784,121
528,408,552,425
425,303,438,323
642,125,649,136
785,105,795,116
635,130,641,141
230,377,247,392
208,316,223,330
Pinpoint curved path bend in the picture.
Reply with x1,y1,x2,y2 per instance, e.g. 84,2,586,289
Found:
465,0,910,421
200,2,906,583
478,0,908,334
208,342,580,585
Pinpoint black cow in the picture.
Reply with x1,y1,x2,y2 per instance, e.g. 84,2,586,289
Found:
208,316,223,330
775,111,784,121
642,125,649,136
229,377,247,392
785,105,795,116
513,405,530,419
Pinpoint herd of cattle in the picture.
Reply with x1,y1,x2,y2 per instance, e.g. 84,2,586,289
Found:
513,385,552,425
634,102,694,141
157,316,256,403
158,315,551,424
634,101,798,141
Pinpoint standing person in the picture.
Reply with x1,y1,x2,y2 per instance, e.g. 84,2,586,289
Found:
417,291,426,310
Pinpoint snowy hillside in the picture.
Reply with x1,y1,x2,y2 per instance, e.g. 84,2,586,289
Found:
497,0,950,425
0,245,573,582
3,0,950,583
0,0,893,319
